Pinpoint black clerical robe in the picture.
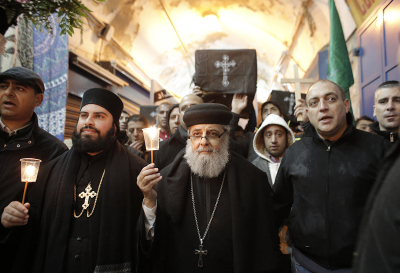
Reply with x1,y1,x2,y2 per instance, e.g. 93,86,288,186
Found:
63,150,108,273
14,140,147,273
138,150,282,273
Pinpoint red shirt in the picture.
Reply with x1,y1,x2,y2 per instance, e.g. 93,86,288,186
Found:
159,130,170,141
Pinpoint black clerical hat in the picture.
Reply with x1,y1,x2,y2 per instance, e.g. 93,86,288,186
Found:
80,88,124,126
0,67,45,94
183,103,232,127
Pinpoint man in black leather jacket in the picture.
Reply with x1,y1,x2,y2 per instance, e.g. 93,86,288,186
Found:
273,79,390,273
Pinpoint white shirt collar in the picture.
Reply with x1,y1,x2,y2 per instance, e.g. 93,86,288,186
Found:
0,118,32,136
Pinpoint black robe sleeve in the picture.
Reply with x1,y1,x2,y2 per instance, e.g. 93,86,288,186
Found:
272,149,294,231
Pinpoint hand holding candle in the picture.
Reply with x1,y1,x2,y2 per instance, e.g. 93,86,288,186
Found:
20,158,41,204
143,126,161,163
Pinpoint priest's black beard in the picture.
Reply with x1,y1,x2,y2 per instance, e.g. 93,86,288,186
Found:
72,125,116,153
184,135,230,178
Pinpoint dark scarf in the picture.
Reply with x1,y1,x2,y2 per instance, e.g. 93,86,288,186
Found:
31,141,145,273
157,150,282,272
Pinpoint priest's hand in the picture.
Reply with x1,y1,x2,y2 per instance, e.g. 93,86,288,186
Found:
232,94,248,114
294,98,309,123
192,85,203,97
1,201,30,228
137,163,162,209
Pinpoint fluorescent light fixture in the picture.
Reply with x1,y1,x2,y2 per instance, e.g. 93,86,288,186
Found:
69,51,128,87
110,60,150,91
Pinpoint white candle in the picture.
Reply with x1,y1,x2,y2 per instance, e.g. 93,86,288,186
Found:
143,126,161,151
20,158,41,182
20,158,41,204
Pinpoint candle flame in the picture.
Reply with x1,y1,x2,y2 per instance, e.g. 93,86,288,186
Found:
25,165,36,176
143,125,161,151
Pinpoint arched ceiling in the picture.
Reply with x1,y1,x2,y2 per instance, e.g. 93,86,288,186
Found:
71,0,336,102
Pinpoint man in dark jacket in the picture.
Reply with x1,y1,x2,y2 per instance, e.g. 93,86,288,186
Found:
273,79,390,273
126,114,149,160
353,132,400,273
369,80,400,143
0,67,68,272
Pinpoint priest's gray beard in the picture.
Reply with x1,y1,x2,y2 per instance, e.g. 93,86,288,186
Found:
184,134,230,178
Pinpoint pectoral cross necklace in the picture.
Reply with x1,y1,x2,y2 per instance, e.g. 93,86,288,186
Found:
74,169,106,218
190,171,226,268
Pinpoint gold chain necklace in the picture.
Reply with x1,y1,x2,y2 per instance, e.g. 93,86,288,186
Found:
74,169,106,218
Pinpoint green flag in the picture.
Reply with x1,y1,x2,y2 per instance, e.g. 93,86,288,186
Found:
327,0,355,121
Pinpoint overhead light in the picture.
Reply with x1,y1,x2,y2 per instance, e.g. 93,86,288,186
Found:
202,12,221,32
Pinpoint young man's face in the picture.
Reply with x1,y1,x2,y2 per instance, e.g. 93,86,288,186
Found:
356,119,373,133
262,103,281,121
157,104,170,130
0,79,43,123
263,125,287,158
373,86,400,132
76,104,115,140
169,107,180,134
119,112,130,131
127,121,145,142
306,81,350,140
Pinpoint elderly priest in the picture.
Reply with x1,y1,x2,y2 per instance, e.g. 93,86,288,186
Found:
137,103,282,273
2,88,147,273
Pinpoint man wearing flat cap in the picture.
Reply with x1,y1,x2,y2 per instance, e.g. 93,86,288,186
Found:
2,88,147,273
137,103,282,273
0,67,68,272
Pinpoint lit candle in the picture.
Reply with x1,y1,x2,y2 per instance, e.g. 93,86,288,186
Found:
20,158,41,204
143,126,161,163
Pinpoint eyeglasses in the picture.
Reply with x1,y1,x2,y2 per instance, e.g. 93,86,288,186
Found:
189,131,225,143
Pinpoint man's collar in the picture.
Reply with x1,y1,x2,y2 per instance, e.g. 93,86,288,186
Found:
0,118,32,136
266,151,282,163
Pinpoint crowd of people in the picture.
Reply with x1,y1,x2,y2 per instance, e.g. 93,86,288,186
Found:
0,66,399,273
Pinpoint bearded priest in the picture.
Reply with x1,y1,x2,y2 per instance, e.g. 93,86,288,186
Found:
137,103,282,273
2,88,148,273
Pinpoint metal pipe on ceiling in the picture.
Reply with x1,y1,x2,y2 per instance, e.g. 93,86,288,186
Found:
158,0,195,68
268,0,313,93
